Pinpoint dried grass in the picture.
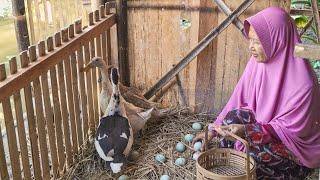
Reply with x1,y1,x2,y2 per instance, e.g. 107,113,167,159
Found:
59,107,215,180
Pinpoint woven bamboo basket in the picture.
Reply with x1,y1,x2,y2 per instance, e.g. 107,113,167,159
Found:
196,127,256,180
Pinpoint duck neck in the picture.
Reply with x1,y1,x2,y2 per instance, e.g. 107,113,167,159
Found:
100,64,112,92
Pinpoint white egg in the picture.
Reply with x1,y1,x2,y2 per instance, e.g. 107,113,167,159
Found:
118,175,129,180
193,142,202,151
175,142,186,153
184,134,194,143
192,151,201,161
155,154,166,163
192,122,202,130
160,175,170,180
175,157,186,166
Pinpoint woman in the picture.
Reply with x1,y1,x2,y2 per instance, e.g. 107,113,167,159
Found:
193,7,320,179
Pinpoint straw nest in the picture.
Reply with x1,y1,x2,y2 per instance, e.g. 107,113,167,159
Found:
59,107,216,180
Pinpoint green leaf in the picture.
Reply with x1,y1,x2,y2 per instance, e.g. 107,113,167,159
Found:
311,60,320,69
294,15,309,28
301,35,319,44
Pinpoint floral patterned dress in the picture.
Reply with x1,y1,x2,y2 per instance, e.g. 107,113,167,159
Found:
215,109,313,180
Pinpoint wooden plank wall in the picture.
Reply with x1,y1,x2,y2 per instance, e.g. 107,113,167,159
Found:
127,0,290,113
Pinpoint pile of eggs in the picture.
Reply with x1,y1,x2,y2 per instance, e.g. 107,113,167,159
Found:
119,122,204,179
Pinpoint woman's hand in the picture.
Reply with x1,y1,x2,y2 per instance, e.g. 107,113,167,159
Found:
215,124,246,141
192,131,214,152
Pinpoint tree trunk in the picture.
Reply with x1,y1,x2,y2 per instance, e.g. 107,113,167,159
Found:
12,0,30,52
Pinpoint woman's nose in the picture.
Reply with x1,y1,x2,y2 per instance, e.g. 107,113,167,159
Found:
249,42,254,51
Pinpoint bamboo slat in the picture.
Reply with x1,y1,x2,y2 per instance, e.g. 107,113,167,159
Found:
56,51,73,168
21,49,42,180
9,57,32,180
31,44,51,179
69,24,83,147
49,33,65,173
62,28,78,154
39,38,59,179
0,64,22,180
75,20,89,141
89,12,99,127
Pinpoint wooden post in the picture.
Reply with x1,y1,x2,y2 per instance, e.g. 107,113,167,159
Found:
12,0,30,51
116,0,130,86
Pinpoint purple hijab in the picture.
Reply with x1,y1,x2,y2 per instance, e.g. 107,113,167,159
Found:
214,7,320,168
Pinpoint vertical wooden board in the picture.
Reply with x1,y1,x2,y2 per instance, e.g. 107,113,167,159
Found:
105,3,112,66
77,46,89,142
159,0,180,107
131,1,145,90
90,39,99,127
57,61,73,167
127,3,135,86
213,7,228,112
64,56,78,154
20,49,43,180
70,52,83,147
32,78,50,179
40,72,59,178
84,42,95,136
187,0,200,109
10,58,32,180
195,0,217,113
49,65,65,173
0,62,22,180
1,97,22,180
95,34,103,117
110,6,118,65
145,1,161,99
0,118,9,180
178,0,191,108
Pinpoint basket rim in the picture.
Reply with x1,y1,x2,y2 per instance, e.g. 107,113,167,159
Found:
196,148,256,178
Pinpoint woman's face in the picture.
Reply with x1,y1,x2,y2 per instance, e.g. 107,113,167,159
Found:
248,26,267,63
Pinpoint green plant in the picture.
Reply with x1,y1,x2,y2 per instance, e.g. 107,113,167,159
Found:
291,0,320,8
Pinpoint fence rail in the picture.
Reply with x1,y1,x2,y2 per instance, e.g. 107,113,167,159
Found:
0,3,115,179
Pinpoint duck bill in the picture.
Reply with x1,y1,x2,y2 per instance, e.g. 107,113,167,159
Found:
80,62,94,72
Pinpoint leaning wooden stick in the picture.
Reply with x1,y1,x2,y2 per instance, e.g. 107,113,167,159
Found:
144,0,255,99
